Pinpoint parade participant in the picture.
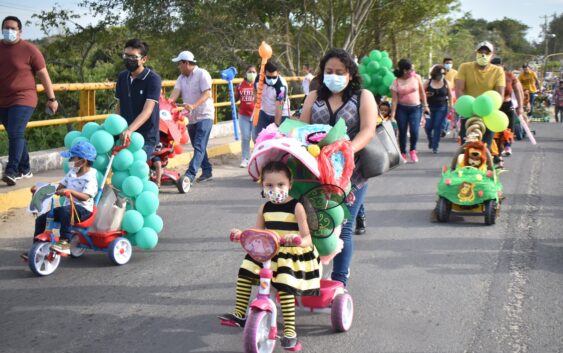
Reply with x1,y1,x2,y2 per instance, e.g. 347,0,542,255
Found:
442,57,458,136
554,80,563,123
254,60,290,139
390,58,429,163
115,39,162,159
424,64,453,154
455,41,505,149
302,63,315,97
219,161,320,351
300,48,377,286
235,65,257,167
518,64,540,115
169,50,214,190
1,16,59,186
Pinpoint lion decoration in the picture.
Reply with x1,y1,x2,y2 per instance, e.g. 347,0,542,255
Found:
457,141,488,171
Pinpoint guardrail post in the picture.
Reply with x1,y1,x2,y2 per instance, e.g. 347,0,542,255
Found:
79,90,96,129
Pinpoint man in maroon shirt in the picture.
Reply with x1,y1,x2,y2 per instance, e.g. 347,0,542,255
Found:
0,16,58,186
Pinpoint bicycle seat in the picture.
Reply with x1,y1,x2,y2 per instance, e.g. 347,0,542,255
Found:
73,207,97,228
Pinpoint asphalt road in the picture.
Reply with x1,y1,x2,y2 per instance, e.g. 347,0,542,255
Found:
1,123,562,353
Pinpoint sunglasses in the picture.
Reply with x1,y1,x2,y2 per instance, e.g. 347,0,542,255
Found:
266,75,278,80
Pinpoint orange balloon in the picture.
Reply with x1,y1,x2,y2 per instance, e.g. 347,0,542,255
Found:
180,132,189,144
173,144,183,154
258,41,272,59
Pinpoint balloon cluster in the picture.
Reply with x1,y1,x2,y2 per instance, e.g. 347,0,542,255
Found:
358,49,394,97
454,91,509,132
63,114,162,250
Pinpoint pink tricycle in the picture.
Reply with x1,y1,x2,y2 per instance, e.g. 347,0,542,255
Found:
223,229,353,353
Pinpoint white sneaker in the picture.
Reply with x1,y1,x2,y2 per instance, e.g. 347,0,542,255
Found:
240,159,248,168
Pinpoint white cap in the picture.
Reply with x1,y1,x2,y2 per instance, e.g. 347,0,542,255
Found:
475,41,494,52
172,51,196,63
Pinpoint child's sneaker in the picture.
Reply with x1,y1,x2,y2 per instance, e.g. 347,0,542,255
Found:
401,153,407,163
409,150,419,163
240,159,249,168
51,240,71,256
502,146,512,156
218,313,246,328
280,336,302,351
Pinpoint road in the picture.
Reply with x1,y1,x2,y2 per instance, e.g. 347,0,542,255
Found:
1,123,562,353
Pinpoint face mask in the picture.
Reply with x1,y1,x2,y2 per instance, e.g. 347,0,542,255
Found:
265,77,278,86
444,63,452,70
124,58,140,72
476,53,491,66
323,74,348,93
263,187,289,204
68,160,84,173
2,29,17,42
246,72,257,82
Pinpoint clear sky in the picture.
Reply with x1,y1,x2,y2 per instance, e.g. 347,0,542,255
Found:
1,0,561,41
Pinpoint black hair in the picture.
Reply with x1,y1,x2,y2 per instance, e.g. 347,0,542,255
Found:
260,161,292,183
245,64,256,72
2,16,22,30
522,63,529,68
124,39,149,57
393,58,412,78
431,64,445,77
265,60,278,73
316,48,362,102
443,58,453,63
379,101,391,108
303,63,311,70
86,160,93,167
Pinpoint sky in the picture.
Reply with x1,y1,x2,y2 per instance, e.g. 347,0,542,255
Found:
0,0,561,41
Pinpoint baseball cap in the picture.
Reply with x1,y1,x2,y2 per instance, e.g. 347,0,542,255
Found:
475,41,494,52
171,51,196,63
60,141,97,162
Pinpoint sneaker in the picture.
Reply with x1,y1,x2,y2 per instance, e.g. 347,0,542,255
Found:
355,215,366,235
239,159,248,168
280,336,302,351
51,240,71,255
2,173,16,186
440,130,447,138
401,153,407,163
15,171,33,180
196,174,213,183
218,313,246,328
409,150,419,163
432,149,438,154
502,146,512,156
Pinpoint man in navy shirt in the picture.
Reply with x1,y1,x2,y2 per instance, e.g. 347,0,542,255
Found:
115,39,162,159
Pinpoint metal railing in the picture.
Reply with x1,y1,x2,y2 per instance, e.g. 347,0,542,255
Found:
0,76,305,131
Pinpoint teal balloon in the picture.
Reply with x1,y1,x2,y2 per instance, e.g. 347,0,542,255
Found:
125,233,137,246
361,74,371,86
127,132,145,152
71,136,89,147
90,130,114,154
134,227,158,250
369,50,382,62
133,149,148,162
64,131,82,149
103,114,128,136
122,175,144,197
143,213,163,233
473,95,494,117
358,64,368,75
142,180,159,195
93,154,109,171
454,95,475,118
122,210,144,234
135,191,159,216
81,122,101,139
96,170,104,187
380,57,393,69
360,56,370,66
111,171,130,190
126,202,134,211
63,159,70,173
129,160,150,179
113,149,134,171
367,60,380,73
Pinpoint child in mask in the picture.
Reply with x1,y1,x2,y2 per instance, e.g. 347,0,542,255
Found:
33,141,98,255
235,65,257,167
219,161,320,351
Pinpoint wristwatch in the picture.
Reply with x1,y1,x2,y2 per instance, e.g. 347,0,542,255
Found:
47,97,57,102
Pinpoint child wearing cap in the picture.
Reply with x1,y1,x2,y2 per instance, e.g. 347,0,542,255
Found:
34,141,99,255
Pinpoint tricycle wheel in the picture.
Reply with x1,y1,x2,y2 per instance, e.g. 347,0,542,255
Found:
70,234,86,258
108,237,132,265
331,293,354,332
177,175,190,194
436,197,451,223
243,309,275,353
28,241,61,276
484,200,497,225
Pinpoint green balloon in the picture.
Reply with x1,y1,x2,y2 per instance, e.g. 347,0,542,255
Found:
369,50,382,61
381,51,389,58
358,64,368,75
143,213,163,233
64,131,82,149
129,160,150,179
361,74,371,86
103,114,128,136
483,90,503,110
127,132,145,152
122,175,144,197
122,210,144,234
134,227,158,250
93,154,109,172
135,191,159,216
473,95,494,117
454,95,475,118
63,159,70,173
133,149,148,162
142,180,159,195
312,233,338,256
483,110,509,132
360,56,370,66
113,149,134,171
383,73,395,87
90,130,114,154
367,60,380,74
96,170,104,187
111,171,130,190
81,122,101,139
325,204,344,226
380,57,393,69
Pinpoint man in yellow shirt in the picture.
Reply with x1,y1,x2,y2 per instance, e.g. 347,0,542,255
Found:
518,64,540,115
455,41,505,149
444,57,458,90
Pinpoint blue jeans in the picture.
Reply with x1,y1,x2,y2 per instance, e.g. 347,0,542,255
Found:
529,92,536,115
34,205,92,240
185,119,213,180
142,143,156,161
332,184,368,286
425,105,448,151
253,111,288,140
395,104,422,154
238,114,253,161
0,105,34,176
357,204,365,218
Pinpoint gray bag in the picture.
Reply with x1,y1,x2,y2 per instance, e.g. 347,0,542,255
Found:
91,184,126,232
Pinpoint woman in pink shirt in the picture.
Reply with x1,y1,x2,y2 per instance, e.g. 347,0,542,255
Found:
390,59,429,163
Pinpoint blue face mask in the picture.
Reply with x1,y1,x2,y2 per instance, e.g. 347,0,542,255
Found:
444,63,452,70
323,74,348,93
2,29,17,43
265,77,278,86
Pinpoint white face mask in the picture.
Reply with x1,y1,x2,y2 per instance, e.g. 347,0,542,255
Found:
444,63,452,70
263,187,289,204
2,29,17,43
265,77,279,86
68,160,84,173
323,74,348,93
